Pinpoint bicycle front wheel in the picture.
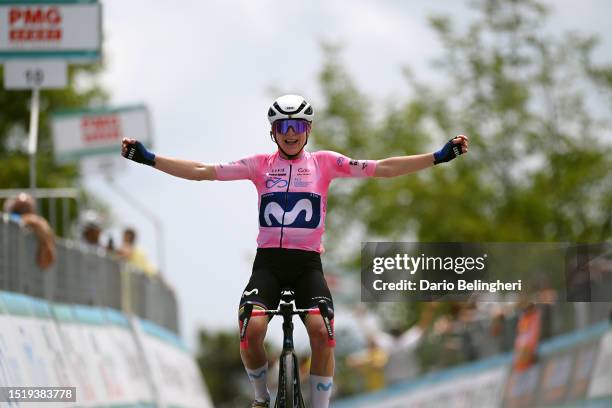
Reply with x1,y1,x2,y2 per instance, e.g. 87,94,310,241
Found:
283,353,295,407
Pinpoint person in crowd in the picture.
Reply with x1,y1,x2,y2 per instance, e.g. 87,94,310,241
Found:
355,302,438,385
512,296,541,372
117,227,157,277
80,210,103,247
3,192,55,270
346,337,388,391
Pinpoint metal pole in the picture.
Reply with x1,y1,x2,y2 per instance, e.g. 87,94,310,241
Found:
106,179,166,276
28,87,40,193
49,198,57,232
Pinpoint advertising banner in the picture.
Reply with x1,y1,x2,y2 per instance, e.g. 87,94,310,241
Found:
0,1,101,61
51,105,152,163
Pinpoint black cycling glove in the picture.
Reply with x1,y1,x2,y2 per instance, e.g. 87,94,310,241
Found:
433,139,463,165
122,141,156,166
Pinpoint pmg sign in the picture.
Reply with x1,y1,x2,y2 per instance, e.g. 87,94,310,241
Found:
51,105,153,163
0,0,101,61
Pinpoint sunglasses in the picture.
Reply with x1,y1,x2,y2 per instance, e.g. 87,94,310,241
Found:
272,119,310,134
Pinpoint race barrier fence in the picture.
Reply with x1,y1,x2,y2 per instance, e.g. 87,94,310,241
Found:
0,215,178,333
335,321,612,408
0,290,213,408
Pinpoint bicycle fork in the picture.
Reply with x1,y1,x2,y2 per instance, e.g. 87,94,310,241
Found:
276,303,305,408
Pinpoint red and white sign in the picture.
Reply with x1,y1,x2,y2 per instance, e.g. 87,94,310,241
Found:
0,3,101,59
51,105,152,163
81,115,122,143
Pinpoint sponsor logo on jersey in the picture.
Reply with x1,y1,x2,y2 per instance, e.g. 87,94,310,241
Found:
349,160,359,166
242,288,259,297
293,178,312,187
266,168,287,177
265,177,288,189
259,192,321,228
336,157,345,167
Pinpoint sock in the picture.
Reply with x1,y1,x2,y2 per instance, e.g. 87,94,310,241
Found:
245,363,270,402
310,374,333,408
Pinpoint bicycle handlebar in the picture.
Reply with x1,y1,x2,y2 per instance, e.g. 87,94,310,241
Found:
250,307,321,317
239,301,336,349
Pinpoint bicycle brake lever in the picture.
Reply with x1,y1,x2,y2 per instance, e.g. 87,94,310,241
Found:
317,300,336,347
239,303,254,350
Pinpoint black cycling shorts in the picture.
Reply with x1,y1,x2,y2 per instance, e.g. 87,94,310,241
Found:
238,248,334,314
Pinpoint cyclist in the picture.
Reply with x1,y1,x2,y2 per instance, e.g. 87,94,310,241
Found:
121,94,468,408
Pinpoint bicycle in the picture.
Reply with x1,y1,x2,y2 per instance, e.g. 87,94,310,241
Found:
239,290,336,408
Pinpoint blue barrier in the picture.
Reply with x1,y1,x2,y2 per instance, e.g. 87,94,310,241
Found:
335,321,612,408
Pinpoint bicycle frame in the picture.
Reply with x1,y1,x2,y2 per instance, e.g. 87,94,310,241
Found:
239,292,335,408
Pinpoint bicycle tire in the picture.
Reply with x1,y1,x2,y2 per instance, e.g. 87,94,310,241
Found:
283,353,295,407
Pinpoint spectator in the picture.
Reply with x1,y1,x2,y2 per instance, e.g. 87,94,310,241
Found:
512,297,541,372
80,210,103,247
535,275,558,340
3,192,55,270
117,227,157,277
357,303,438,385
346,337,388,391
427,302,484,366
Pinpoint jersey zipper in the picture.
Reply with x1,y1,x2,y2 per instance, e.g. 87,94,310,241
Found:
279,164,292,248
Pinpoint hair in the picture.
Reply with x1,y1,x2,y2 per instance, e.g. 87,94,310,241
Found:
4,193,36,215
123,227,137,244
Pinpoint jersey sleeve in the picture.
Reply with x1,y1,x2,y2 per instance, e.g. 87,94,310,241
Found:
214,155,261,181
315,150,377,180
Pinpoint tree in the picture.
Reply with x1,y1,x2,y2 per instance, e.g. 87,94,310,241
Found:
196,329,249,407
315,0,612,262
313,4,612,376
0,64,108,236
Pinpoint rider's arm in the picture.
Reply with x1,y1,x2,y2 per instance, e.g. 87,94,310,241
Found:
374,153,434,178
154,156,216,181
374,135,468,178
121,138,217,180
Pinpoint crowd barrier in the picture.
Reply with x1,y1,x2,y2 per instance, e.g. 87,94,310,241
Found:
335,321,612,408
0,290,213,408
417,300,612,372
0,216,178,333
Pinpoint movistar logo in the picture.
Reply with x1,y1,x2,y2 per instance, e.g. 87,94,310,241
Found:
242,288,259,297
259,192,321,229
316,382,332,391
264,199,312,226
249,369,267,379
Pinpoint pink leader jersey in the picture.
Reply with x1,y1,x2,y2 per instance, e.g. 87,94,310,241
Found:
215,150,376,253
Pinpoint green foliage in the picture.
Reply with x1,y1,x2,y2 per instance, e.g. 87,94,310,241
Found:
315,4,611,391
0,64,108,188
196,329,249,407
314,0,612,255
0,64,108,236
196,328,277,407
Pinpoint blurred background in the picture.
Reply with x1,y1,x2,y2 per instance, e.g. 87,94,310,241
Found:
1,0,611,407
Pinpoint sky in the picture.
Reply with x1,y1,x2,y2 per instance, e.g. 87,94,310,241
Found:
85,0,612,351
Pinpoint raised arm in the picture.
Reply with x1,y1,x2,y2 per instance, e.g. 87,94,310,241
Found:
154,156,216,180
374,135,469,178
121,138,216,181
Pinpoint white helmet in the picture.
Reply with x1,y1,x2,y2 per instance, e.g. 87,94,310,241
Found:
267,94,314,124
